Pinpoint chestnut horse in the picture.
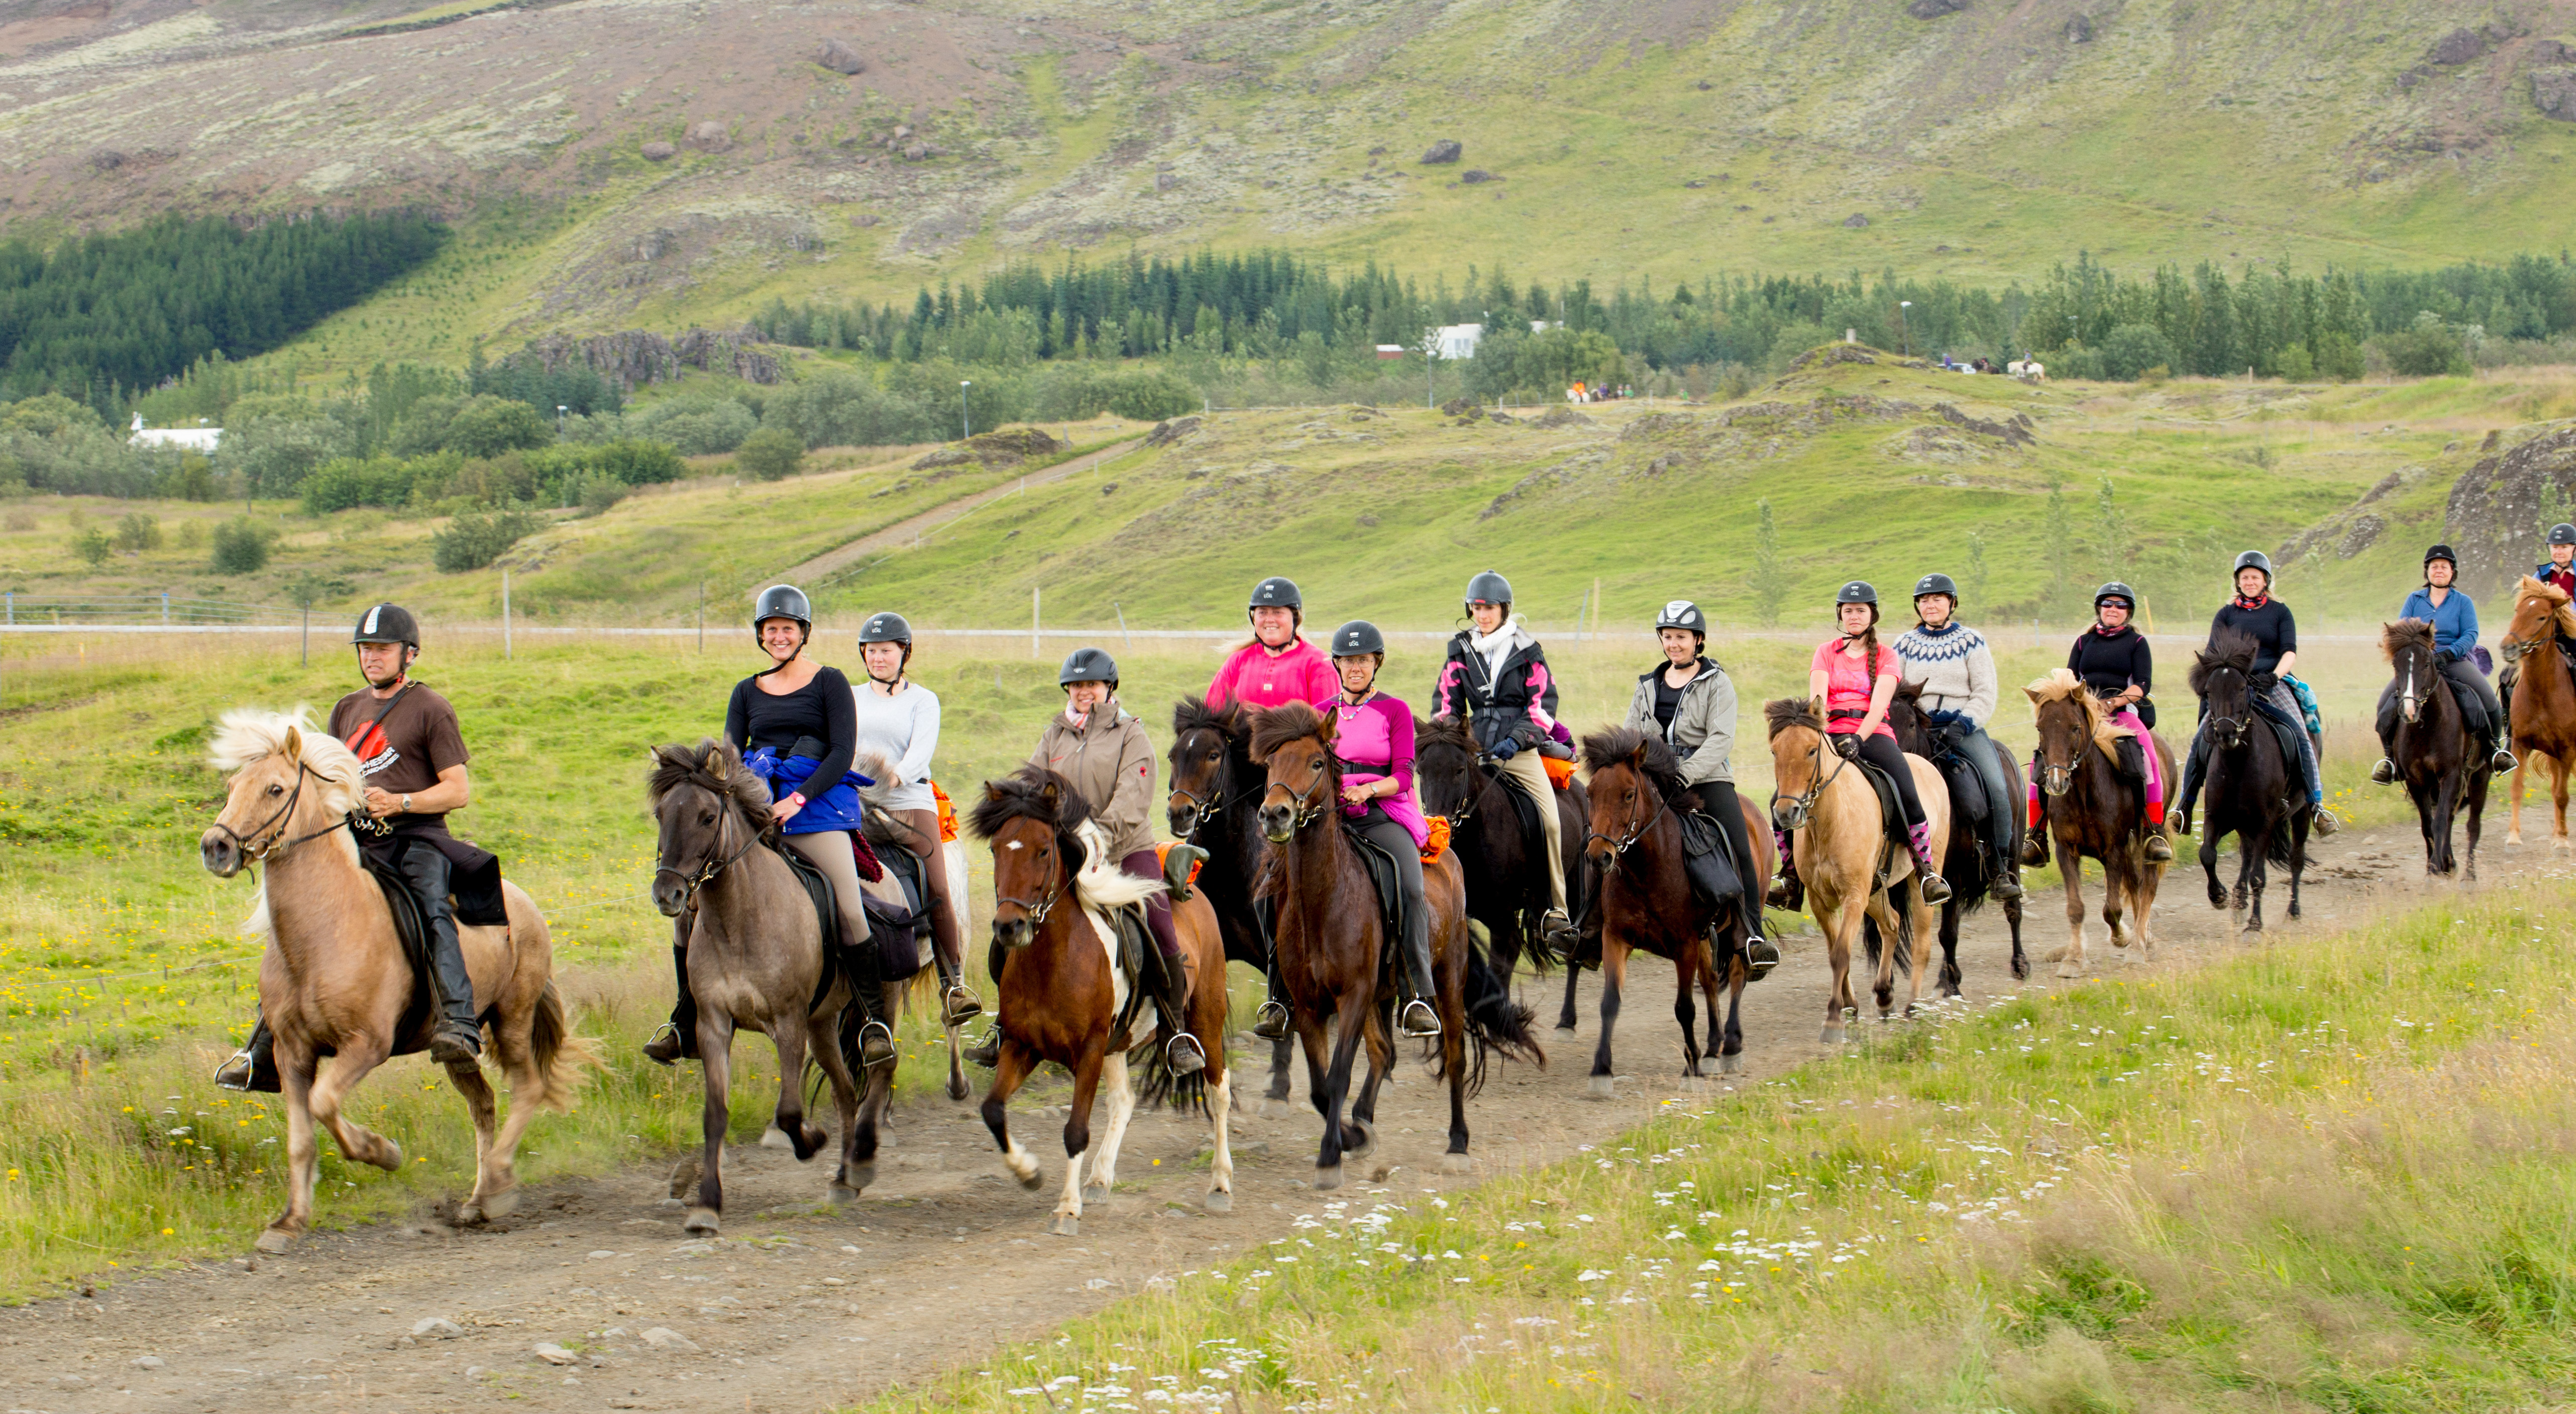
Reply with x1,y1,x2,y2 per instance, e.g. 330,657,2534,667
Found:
1763,699,1949,1040
1884,682,2029,989
1252,703,1541,1186
2183,631,2307,932
200,710,588,1253
2024,670,2171,976
971,769,1233,1234
2501,575,2576,849
1577,727,1771,1083
2381,620,2489,878
1165,697,1294,1107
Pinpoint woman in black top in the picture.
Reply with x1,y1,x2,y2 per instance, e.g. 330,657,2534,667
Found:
2170,553,2337,836
2033,583,2171,862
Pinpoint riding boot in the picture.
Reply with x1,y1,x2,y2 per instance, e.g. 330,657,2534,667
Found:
213,1017,280,1093
1766,828,1803,911
2169,735,2207,835
964,1026,1001,1069
399,844,481,1066
2022,822,2052,868
1396,889,1440,1039
2371,757,2397,785
1151,942,1206,1076
642,937,698,1066
1741,892,1779,980
1249,893,1290,1038
1987,834,2026,900
1906,822,1953,904
1162,843,1209,903
2143,822,2175,862
938,954,982,1027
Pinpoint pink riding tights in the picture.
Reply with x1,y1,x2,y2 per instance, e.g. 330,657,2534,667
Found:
2029,706,2163,828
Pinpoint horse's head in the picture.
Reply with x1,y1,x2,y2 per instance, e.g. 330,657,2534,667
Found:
1413,715,1480,822
2503,575,2575,663
1763,696,1829,830
1882,680,1933,757
971,768,1090,952
2190,628,2261,751
1578,727,1680,869
1165,696,1245,840
201,708,364,878
646,739,770,917
1249,702,1339,844
2381,619,2438,727
2023,669,2105,799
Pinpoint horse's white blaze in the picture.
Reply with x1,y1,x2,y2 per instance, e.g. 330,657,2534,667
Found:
1206,1069,1235,1201
1092,1052,1136,1193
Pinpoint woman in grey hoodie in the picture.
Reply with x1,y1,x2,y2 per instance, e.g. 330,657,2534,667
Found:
1620,600,1778,975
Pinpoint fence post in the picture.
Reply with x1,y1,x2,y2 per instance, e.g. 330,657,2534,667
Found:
1114,601,1131,653
1032,586,1041,660
301,608,308,667
161,592,169,626
697,581,705,654
502,568,512,661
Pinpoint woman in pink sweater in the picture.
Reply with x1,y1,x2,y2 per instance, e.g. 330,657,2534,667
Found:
1206,576,1338,712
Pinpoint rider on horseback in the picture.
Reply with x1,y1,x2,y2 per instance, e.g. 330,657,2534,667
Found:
2171,553,2339,837
217,604,501,1090
1778,582,1953,905
1620,600,1780,977
850,611,978,1027
1311,620,1442,1039
646,585,885,1068
1432,571,1576,951
2496,522,2576,753
1208,576,1339,713
1892,573,2027,901
2372,546,2518,782
2040,583,2174,862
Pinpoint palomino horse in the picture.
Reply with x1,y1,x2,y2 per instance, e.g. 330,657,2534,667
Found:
972,769,1234,1235
1252,703,1541,1185
2501,575,2576,849
648,740,886,1236
1884,682,2030,989
1763,699,1949,1040
1165,697,1294,1109
1411,718,1585,1026
199,710,587,1253
2024,670,2171,976
2381,620,2489,877
1577,727,1771,1083
2184,631,2308,932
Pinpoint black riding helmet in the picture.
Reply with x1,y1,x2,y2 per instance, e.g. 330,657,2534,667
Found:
2424,545,2458,573
1836,580,1877,606
2232,550,2274,589
1465,570,1513,609
858,611,913,677
1059,646,1119,691
2094,581,2137,612
351,603,420,650
1248,576,1303,632
1911,572,1958,602
753,583,813,643
1655,599,1707,637
1328,620,1386,657
2551,523,2576,548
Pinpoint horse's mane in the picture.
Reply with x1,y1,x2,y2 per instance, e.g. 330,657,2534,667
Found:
1415,714,1476,755
1762,697,1821,740
2514,575,2576,637
2188,627,2262,697
2380,618,2436,660
647,739,775,834
208,706,368,817
1579,726,1684,802
2022,668,2130,752
1172,695,1246,743
968,765,1095,839
1249,700,1334,762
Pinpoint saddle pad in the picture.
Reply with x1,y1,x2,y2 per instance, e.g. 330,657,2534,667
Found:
1937,752,1989,824
1342,824,1406,990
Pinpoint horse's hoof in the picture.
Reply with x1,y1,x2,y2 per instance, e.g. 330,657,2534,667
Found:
667,1158,701,1201
1048,1215,1080,1237
1440,1152,1474,1174
254,1229,296,1256
1082,1182,1110,1206
2055,962,2083,980
1719,1053,1742,1075
2043,944,2070,963
945,1075,972,1103
1258,1100,1298,1121
455,1202,485,1227
846,1161,877,1191
1819,1025,1845,1045
478,1186,519,1221
683,1208,721,1236
1553,1025,1579,1038
372,1143,405,1173
1587,1074,1616,1099
1345,1120,1376,1159
1203,1188,1233,1214
829,1181,861,1207
1694,1057,1722,1077
1313,1163,1343,1191
759,1125,795,1151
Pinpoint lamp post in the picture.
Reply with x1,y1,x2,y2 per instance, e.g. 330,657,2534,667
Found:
1898,301,1913,358
960,380,972,440
555,403,568,438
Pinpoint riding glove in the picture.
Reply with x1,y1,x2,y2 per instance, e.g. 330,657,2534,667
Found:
1488,739,1520,760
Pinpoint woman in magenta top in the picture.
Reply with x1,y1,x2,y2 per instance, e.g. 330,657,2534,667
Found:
1206,575,1338,713
1779,581,1950,905
1318,619,1441,1040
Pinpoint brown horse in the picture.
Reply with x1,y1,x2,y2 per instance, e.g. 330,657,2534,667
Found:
1577,727,1771,1083
1763,699,1948,1040
2381,620,2489,877
1252,703,1540,1186
648,740,884,1236
1165,697,1295,1108
2024,670,2171,977
200,709,588,1253
1884,682,2029,990
2501,575,2576,849
972,769,1233,1234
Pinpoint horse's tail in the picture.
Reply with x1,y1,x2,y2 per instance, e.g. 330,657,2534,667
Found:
1861,909,1918,976
1447,933,1544,1096
1132,1029,1208,1117
526,982,598,1114
2268,812,2300,865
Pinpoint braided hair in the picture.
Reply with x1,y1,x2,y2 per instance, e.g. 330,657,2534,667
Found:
1847,603,1884,679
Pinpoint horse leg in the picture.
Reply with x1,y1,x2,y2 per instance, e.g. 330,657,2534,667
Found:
2286,812,2308,922
1049,1043,1108,1236
1204,1058,1238,1209
810,1004,864,1203
1554,918,1583,1036
1437,936,1473,1171
1314,990,1370,1190
1083,1052,1137,1206
2554,757,2571,852
846,1016,896,1193
2054,854,2087,979
2508,755,2527,845
980,1038,1046,1194
1590,935,1627,1097
2239,835,2266,934
2465,768,2489,882
769,1022,827,1161
1718,944,1747,1075
307,1033,402,1173
1937,900,1964,1000
257,1045,321,1254
2415,782,2443,875
1902,893,1932,1017
943,1017,971,1104
687,1013,734,1236
1820,892,1860,1044
1266,1034,1295,1107
1673,950,1702,1080
2100,856,2128,960
445,1057,505,1224
1346,995,1390,1159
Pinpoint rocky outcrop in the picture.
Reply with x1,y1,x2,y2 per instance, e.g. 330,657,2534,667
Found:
1144,416,1201,447
1930,402,2035,447
2443,422,2576,594
2429,27,2492,65
816,38,866,74
2536,69,2576,122
519,328,785,390
2066,14,2095,43
1906,0,1963,17
640,141,676,161
1841,212,1871,228
910,426,1066,470
689,121,730,151
1785,343,1879,372
1420,139,1461,164
1460,168,1501,184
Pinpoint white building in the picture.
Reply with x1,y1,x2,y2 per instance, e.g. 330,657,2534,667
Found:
1430,320,1559,361
129,413,221,452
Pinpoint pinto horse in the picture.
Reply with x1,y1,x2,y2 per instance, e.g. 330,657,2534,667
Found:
1764,699,1948,1040
2501,575,2576,849
1883,683,2029,990
2024,670,2171,976
2382,620,2489,878
1252,703,1540,1186
200,710,589,1253
1165,697,1294,1107
2184,631,2307,932
971,769,1233,1235
1577,727,1769,1084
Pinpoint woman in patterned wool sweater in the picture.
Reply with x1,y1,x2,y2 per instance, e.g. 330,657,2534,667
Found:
1890,574,2025,901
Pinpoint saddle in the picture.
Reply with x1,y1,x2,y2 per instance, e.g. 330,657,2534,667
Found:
1342,821,1409,994
1482,760,1578,925
774,843,865,1015
2243,697,2316,800
1848,753,1912,890
1676,810,1745,908
1928,732,1990,826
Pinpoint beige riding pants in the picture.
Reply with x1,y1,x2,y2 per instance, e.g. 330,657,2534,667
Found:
1492,750,1568,915
784,830,874,949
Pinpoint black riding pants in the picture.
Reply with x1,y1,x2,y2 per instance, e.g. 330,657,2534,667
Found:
1685,780,1766,942
1845,732,1927,827
1356,816,1433,999
395,841,476,1032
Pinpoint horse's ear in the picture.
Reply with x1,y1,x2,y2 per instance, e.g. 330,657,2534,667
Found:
1038,778,1062,813
1060,828,1087,877
983,780,1008,804
1315,708,1339,744
281,724,302,759
1807,694,1827,721
1628,736,1650,769
2023,683,2045,706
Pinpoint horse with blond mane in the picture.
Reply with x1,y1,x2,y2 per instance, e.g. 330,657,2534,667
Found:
2500,575,2576,849
2023,670,2171,975
199,709,588,1253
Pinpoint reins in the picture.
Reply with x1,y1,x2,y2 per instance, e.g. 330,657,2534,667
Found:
1584,767,1674,868
212,759,355,863
1168,730,1265,844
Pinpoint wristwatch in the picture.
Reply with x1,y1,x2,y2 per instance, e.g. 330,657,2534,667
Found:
400,793,412,813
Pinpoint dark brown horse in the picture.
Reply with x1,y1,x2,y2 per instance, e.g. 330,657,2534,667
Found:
2024,671,2172,976
2381,619,2489,878
1412,718,1589,1030
2184,630,2307,932
1165,697,1294,1108
1883,682,2029,990
1577,727,1772,1083
2501,575,2576,850
971,769,1234,1235
1252,703,1540,1185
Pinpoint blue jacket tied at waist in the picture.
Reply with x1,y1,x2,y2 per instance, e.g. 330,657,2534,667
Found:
742,747,875,836
2398,587,2481,662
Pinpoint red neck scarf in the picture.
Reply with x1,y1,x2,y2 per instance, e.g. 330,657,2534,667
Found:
2232,593,2271,611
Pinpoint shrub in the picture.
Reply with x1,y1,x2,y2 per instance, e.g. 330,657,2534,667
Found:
208,518,269,574
2377,315,2472,378
591,439,685,485
302,455,419,514
165,453,217,502
631,398,758,455
575,475,627,517
431,504,542,573
1104,369,1201,421
112,512,160,552
2100,323,2178,381
442,395,554,459
70,526,111,568
763,371,940,449
734,426,807,481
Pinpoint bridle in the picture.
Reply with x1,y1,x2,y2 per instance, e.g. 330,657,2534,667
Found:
654,787,766,909
1773,728,1852,830
1167,729,1263,844
1583,766,1673,867
211,759,353,862
2204,665,2249,749
2399,650,2422,726
993,826,1070,928
1272,756,1336,832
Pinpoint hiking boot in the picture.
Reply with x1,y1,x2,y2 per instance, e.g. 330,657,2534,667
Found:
1250,1000,1291,1041
427,1021,482,1067
2143,826,2175,863
963,1028,1001,1069
1397,998,1442,1039
641,1021,694,1067
1916,873,1954,905
2370,757,2397,785
942,984,984,1028
2312,806,2340,837
2020,825,2051,868
1162,843,1209,902
1988,867,2025,902
1744,935,1780,981
1164,1032,1207,1076
857,1020,898,1070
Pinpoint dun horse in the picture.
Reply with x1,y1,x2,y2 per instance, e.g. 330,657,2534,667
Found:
200,709,588,1253
2182,631,2308,932
2380,620,2489,877
2501,575,2576,849
2023,670,2171,976
1884,682,2030,989
1252,703,1540,1186
649,740,887,1235
1763,699,1948,1040
972,769,1234,1234
1577,727,1770,1083
1166,697,1295,1109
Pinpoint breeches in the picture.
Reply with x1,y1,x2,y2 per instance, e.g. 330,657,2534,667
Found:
1491,750,1569,912
784,830,874,949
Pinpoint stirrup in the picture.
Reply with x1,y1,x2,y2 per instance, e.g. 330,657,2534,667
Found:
857,1020,897,1070
1916,872,1953,905
2143,829,2175,861
1250,999,1290,1041
1988,868,2025,901
1164,1031,1207,1075
2311,806,2339,836
1744,935,1780,981
641,1020,690,1067
1397,998,1442,1039
213,1048,258,1092
963,1028,1000,1069
942,984,983,1026
2370,758,2397,785
2492,747,2521,774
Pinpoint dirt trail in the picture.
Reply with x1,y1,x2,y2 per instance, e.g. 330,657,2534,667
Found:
783,440,1146,585
0,824,2462,1412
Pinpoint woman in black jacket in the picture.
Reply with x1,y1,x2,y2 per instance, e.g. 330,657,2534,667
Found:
1430,569,1572,947
2033,582,2172,862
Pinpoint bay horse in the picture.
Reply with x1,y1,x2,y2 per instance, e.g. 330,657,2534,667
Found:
1884,682,2030,989
2501,575,2576,849
1577,727,1771,1084
972,769,1233,1235
1165,697,1294,1108
1411,718,1584,1025
2184,630,2308,932
2023,670,2171,976
1252,703,1541,1186
2381,620,2489,878
648,740,886,1236
1763,699,1948,1040
199,709,589,1253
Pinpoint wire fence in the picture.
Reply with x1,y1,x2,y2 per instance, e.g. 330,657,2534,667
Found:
0,593,303,629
